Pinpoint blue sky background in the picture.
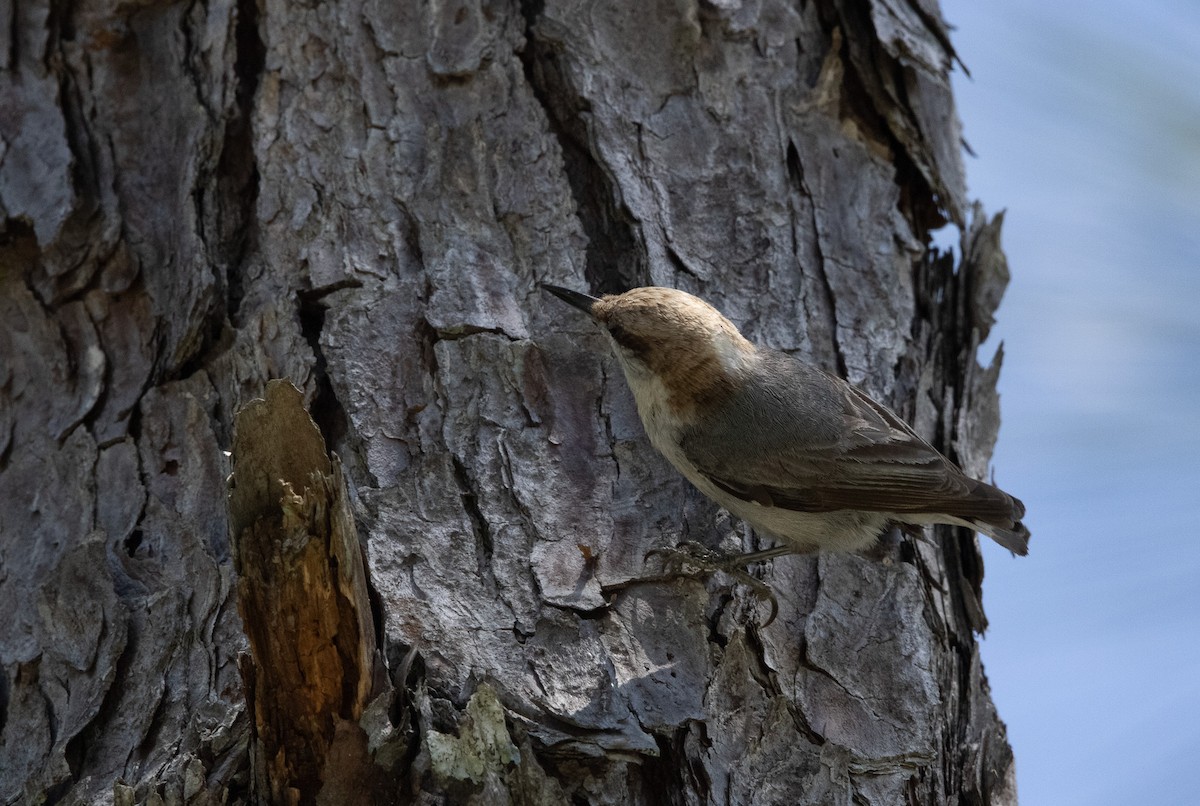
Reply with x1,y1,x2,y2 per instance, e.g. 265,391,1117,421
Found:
940,1,1200,803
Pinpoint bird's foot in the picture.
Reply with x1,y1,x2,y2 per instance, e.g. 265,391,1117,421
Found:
644,541,727,575
642,542,785,627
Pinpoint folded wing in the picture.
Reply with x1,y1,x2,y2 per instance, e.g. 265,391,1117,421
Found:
680,353,1028,552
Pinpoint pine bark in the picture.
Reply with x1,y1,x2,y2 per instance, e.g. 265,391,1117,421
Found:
0,0,1017,803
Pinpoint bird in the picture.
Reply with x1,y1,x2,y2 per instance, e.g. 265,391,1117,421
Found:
541,284,1030,562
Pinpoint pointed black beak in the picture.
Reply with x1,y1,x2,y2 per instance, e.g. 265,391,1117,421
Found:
541,284,601,316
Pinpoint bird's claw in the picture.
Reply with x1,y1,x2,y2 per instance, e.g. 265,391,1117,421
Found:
643,542,780,628
644,541,726,575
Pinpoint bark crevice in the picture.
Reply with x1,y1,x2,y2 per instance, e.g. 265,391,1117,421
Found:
517,0,648,294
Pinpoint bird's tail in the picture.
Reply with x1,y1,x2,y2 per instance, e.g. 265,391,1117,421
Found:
971,517,1031,555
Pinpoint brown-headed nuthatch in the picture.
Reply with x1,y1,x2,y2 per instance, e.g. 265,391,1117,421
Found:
542,284,1030,558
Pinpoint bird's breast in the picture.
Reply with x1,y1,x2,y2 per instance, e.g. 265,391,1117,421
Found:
624,371,688,447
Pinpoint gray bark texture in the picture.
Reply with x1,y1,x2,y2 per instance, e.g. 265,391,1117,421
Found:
0,0,1019,803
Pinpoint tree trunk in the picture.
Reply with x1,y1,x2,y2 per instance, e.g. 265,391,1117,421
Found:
0,0,1018,803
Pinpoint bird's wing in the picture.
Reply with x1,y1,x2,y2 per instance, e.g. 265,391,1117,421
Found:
679,355,1023,523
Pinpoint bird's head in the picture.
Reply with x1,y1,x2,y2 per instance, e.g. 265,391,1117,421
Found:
542,284,757,416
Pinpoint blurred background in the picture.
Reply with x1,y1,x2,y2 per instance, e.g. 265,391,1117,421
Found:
940,0,1200,803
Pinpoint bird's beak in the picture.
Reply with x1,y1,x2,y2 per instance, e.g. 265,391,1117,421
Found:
540,284,601,316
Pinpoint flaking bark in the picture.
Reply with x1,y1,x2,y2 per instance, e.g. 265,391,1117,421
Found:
228,380,383,804
1,0,1018,803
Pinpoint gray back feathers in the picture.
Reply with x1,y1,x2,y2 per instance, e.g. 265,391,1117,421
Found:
679,350,1029,551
